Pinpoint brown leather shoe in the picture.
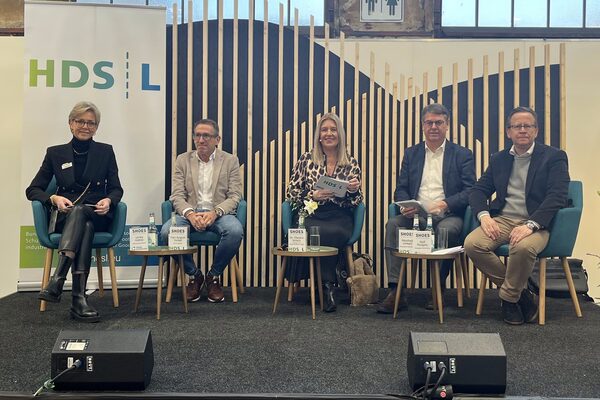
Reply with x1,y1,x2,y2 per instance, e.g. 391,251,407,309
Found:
186,274,204,302
206,274,225,303
376,288,408,314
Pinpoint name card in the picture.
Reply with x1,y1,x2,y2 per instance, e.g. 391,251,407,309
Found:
398,229,433,254
288,228,307,252
314,176,349,197
130,227,149,251
168,226,189,249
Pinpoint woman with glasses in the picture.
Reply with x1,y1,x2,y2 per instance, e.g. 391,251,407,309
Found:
26,101,123,322
286,113,363,312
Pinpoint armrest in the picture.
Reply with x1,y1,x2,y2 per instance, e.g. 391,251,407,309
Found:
161,200,173,224
106,202,127,248
282,201,293,233
31,201,53,249
541,207,582,257
347,203,365,246
388,203,399,219
236,200,247,226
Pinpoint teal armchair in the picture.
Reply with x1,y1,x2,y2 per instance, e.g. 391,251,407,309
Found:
161,200,246,302
31,177,126,311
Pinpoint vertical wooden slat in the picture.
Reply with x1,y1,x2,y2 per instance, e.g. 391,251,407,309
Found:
437,66,443,105
467,58,473,150
293,8,299,148
483,55,489,170
233,0,239,155
353,43,360,159
560,43,566,150
253,151,260,286
218,0,223,130
346,99,352,148
261,0,268,287
423,72,428,104
391,82,398,202
308,15,314,148
245,0,254,285
498,51,505,152
414,85,421,145
544,43,551,145
529,46,536,109
360,93,367,252
339,31,345,121
407,78,413,148
187,0,193,151
376,87,383,278
269,139,275,286
368,53,375,256
514,48,520,107
452,63,458,144
384,63,390,209
276,3,283,265
171,2,178,173
202,0,208,118
399,74,405,165
324,23,330,112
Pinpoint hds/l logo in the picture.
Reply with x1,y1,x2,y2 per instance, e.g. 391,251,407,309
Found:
29,56,160,96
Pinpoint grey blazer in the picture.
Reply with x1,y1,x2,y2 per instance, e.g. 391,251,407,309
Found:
169,148,243,216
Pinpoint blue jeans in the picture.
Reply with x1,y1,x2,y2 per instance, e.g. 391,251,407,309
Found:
159,212,243,277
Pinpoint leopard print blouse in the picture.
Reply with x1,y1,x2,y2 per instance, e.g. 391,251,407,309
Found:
286,151,363,209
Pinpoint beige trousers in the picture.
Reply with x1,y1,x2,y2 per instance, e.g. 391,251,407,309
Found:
464,215,549,302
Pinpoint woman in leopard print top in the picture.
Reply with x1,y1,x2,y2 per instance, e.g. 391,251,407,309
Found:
286,113,363,312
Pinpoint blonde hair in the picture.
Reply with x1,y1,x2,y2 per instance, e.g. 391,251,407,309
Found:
68,101,101,125
311,113,350,166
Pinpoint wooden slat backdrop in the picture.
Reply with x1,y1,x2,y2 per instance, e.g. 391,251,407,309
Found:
168,1,566,289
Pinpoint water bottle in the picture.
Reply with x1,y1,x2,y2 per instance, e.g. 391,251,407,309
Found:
148,212,158,247
171,211,177,227
426,213,435,251
412,213,420,230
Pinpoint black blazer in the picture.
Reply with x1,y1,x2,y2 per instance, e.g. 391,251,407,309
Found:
26,140,123,216
394,140,476,216
469,143,569,229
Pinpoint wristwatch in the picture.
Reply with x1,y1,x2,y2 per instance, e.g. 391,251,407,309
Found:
525,220,538,232
214,208,224,218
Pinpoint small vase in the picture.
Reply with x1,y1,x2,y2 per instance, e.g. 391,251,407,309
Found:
298,214,305,229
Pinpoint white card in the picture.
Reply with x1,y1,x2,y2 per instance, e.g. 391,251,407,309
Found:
129,227,149,251
168,226,189,249
288,228,307,252
314,175,349,197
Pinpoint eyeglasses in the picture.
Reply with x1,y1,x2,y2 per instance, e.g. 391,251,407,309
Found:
509,124,537,130
72,119,98,129
193,133,218,140
423,120,446,127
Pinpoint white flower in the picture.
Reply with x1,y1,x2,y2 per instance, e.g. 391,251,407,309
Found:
303,199,318,215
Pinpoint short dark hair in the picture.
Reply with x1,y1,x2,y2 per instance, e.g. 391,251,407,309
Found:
193,119,220,136
421,103,449,122
506,106,538,128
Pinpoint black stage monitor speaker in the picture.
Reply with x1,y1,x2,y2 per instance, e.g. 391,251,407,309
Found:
51,329,154,390
407,332,506,394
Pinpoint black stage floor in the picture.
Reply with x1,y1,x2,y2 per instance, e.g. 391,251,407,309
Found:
0,287,598,399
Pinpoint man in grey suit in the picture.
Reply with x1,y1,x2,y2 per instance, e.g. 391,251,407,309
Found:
160,119,243,303
378,103,475,313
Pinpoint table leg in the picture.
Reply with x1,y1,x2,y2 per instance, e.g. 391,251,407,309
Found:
166,256,176,303
309,258,316,320
156,256,164,320
316,258,324,311
393,259,407,319
454,254,464,308
433,261,444,323
134,256,148,312
273,256,288,314
287,282,295,302
180,255,188,314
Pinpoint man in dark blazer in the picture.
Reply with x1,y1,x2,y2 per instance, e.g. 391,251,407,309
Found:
378,103,476,313
465,106,569,325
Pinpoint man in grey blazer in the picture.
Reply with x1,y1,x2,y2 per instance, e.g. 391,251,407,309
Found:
378,103,475,314
159,119,243,303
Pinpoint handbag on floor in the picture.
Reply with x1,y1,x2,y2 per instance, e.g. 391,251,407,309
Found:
346,253,379,306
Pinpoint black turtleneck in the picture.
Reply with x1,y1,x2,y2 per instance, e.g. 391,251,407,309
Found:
71,137,91,184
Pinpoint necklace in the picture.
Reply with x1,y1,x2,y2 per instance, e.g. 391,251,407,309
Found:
73,148,88,155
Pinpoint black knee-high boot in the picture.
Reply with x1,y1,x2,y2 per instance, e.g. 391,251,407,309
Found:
70,272,100,323
323,282,337,313
38,255,72,303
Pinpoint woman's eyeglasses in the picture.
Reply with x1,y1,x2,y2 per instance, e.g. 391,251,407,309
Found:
72,119,98,129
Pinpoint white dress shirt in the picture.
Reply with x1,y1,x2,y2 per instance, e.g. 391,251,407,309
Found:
195,149,216,211
417,140,446,208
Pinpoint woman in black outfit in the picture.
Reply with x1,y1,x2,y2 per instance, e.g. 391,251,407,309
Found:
26,101,123,322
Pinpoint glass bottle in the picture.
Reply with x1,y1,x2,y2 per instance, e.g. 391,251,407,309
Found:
426,213,435,251
412,213,420,230
148,212,158,247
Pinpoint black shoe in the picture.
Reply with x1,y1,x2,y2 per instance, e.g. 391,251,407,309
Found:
376,288,407,314
70,274,100,323
501,300,524,325
38,255,73,303
323,282,337,313
518,288,538,323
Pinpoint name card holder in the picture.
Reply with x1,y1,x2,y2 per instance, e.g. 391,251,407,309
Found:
288,228,307,252
130,227,149,251
168,226,189,249
398,229,433,254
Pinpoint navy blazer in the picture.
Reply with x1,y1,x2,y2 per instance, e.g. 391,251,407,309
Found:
26,140,123,214
469,143,569,229
394,140,476,215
